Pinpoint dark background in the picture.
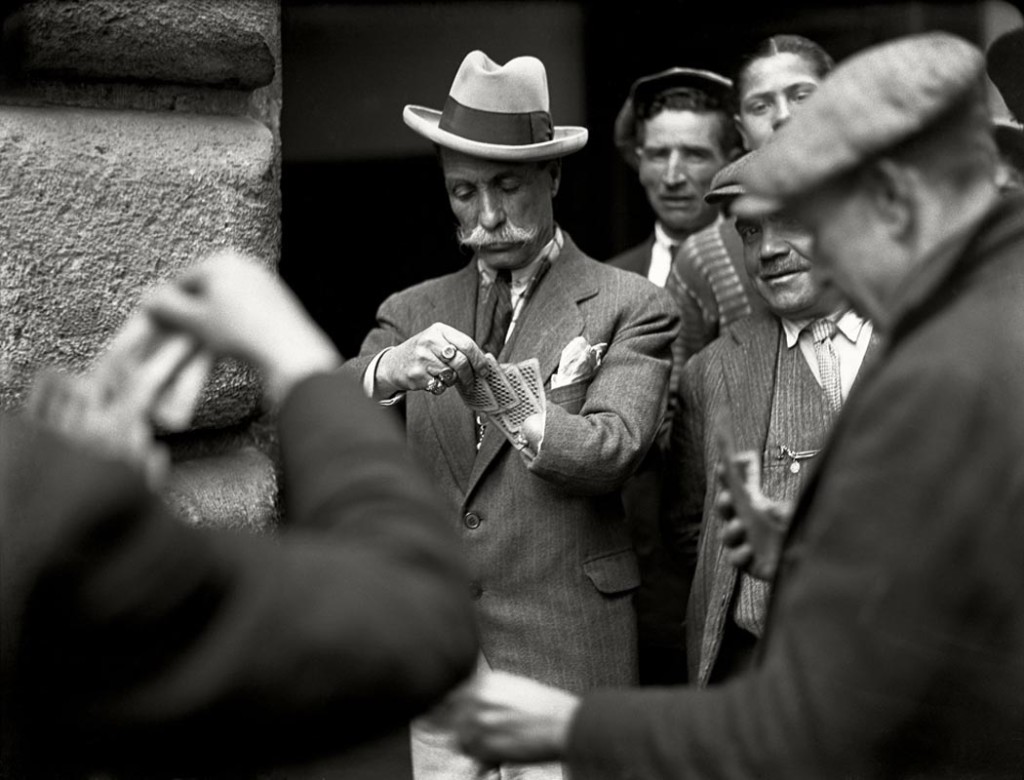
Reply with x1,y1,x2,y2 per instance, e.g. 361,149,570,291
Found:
279,0,1020,358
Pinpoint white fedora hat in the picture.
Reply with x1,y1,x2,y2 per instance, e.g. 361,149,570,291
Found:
403,50,588,161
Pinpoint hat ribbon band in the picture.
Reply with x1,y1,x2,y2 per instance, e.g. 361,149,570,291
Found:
439,95,553,145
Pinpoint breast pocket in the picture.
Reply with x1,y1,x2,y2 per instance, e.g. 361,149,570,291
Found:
546,380,590,415
583,548,641,596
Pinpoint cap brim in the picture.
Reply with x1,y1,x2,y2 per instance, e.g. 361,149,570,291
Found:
704,183,745,205
730,192,784,219
403,105,588,161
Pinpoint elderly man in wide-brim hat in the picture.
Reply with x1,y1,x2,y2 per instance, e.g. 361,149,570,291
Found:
339,49,679,779
449,32,1024,779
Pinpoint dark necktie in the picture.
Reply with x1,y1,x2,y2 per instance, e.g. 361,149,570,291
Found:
480,269,513,357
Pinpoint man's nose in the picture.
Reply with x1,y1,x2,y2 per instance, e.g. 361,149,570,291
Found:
478,191,506,231
662,150,688,186
760,225,790,258
772,99,792,131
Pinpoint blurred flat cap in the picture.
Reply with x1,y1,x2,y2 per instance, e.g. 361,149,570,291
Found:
614,67,732,170
734,32,985,216
987,26,1024,123
704,150,760,205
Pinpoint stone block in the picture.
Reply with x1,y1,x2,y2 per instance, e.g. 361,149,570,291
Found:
4,0,277,89
0,104,280,429
163,446,280,533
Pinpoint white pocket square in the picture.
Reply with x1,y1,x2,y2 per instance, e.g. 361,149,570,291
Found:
551,336,607,389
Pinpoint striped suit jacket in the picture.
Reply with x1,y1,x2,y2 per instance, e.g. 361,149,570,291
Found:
341,231,679,693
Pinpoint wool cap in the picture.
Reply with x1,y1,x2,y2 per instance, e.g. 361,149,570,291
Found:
703,149,763,205
614,67,733,170
734,32,986,216
403,50,587,161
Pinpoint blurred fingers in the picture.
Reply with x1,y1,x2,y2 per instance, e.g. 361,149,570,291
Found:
142,285,207,334
719,517,748,548
119,333,197,415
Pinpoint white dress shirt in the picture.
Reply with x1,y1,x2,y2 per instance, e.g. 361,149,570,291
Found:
648,222,680,288
781,309,874,402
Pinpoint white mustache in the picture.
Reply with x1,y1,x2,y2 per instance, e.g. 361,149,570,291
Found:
457,222,538,250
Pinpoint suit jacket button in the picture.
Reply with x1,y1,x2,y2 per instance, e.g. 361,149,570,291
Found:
469,581,484,600
464,511,481,529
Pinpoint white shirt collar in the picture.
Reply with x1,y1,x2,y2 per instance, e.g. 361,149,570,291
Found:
781,308,869,348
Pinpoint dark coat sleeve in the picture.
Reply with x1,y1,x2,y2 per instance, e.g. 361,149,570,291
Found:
564,337,1024,778
2,372,478,778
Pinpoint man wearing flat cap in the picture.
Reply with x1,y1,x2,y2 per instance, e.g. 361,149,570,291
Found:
340,50,679,779
607,67,749,686
666,149,876,689
448,32,1024,778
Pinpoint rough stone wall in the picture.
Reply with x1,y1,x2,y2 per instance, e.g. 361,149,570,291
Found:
1,0,283,532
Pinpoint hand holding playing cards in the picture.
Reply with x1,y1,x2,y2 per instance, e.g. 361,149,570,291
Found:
715,462,792,581
374,324,490,398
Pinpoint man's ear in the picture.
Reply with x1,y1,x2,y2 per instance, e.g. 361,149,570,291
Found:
548,158,563,198
865,158,914,240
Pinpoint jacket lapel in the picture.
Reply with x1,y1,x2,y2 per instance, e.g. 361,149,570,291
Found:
720,312,780,455
463,238,591,498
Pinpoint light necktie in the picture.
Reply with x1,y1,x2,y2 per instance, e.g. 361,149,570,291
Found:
480,269,513,358
810,317,843,415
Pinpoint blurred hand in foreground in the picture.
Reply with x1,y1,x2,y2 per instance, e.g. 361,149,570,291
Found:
715,461,792,581
143,250,341,405
449,670,579,765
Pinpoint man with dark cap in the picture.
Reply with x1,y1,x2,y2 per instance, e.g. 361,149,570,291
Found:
610,67,742,285
607,67,745,685
448,32,1024,779
341,49,678,779
667,149,876,688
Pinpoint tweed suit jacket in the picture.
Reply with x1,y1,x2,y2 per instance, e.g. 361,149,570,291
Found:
342,231,679,693
669,311,880,686
565,195,1024,778
1,373,478,779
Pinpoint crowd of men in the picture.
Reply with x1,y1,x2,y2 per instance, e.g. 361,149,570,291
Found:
2,21,1023,780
